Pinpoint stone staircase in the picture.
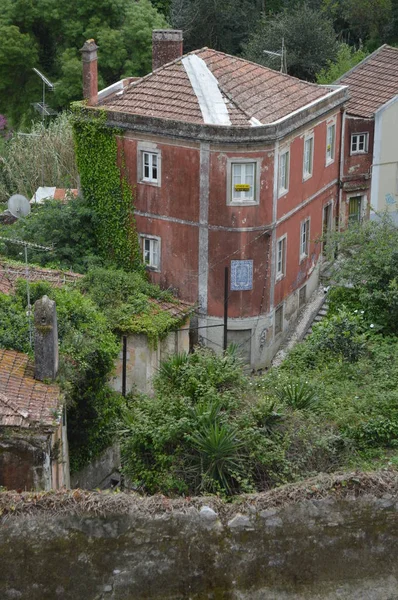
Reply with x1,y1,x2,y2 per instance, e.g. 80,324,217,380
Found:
304,296,329,338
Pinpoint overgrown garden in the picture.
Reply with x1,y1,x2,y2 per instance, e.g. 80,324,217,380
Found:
121,215,398,496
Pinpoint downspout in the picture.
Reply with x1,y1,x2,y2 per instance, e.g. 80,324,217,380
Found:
337,107,346,232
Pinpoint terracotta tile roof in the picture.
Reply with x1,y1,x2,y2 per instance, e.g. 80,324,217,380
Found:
150,298,194,321
0,261,82,295
337,45,398,117
101,48,335,127
0,349,61,429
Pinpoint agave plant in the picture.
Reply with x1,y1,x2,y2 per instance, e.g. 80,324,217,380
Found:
275,380,318,411
189,421,245,494
156,352,189,386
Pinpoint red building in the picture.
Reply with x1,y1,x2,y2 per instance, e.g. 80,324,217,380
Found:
80,32,348,368
337,45,398,224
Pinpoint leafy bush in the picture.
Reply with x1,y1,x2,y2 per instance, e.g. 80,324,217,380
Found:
0,195,101,273
1,281,123,472
308,308,368,363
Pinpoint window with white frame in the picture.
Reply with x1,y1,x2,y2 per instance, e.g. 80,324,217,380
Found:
231,162,256,203
278,150,289,196
351,133,368,154
276,236,287,279
300,218,310,259
326,123,336,163
142,151,159,183
303,135,314,179
141,235,160,270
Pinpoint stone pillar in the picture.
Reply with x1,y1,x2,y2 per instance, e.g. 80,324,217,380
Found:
80,39,98,105
152,30,183,71
34,296,59,382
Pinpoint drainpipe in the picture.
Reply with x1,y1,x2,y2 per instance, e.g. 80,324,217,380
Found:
337,107,346,232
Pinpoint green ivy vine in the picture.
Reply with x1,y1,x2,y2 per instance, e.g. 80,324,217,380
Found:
72,106,142,271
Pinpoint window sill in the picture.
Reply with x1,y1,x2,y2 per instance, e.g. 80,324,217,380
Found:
228,200,259,207
275,274,285,283
350,151,367,156
138,180,160,188
278,188,288,199
145,265,160,273
303,172,313,182
299,253,308,264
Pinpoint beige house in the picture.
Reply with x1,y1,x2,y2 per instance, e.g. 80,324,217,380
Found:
111,299,192,395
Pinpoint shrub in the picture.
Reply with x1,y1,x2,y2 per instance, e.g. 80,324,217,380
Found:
308,308,367,362
276,380,318,411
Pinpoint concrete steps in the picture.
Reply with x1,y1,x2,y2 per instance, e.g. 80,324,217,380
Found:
304,298,329,338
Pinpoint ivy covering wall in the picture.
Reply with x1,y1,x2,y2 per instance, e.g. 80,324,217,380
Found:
72,107,142,271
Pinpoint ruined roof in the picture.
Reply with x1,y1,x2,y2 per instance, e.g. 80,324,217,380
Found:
337,45,398,118
0,261,82,296
0,349,61,429
100,48,338,127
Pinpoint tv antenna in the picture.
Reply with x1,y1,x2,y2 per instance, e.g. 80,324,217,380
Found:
263,38,287,74
1,198,52,347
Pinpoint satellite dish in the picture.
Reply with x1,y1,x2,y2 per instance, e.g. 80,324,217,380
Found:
7,194,31,218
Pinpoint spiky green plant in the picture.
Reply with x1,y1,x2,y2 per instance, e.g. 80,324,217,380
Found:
276,380,318,411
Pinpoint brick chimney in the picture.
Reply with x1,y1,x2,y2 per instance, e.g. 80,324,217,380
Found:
152,30,183,71
34,296,59,382
80,39,98,105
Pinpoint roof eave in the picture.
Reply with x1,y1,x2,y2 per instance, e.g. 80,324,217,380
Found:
82,86,349,144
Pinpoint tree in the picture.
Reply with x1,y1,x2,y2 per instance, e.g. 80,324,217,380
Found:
330,214,398,335
171,0,265,55
243,3,338,81
316,43,367,84
0,0,168,126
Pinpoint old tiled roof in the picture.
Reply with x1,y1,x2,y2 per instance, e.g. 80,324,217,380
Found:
100,48,335,127
149,298,194,320
337,45,398,118
0,349,61,429
0,261,82,295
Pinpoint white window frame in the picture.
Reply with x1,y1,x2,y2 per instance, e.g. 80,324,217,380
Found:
303,134,314,180
140,234,161,271
300,218,310,261
276,234,287,280
278,149,290,197
350,133,369,155
226,158,261,206
326,120,336,165
137,142,162,187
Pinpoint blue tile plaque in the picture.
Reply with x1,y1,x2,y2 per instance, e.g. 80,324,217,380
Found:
231,260,253,291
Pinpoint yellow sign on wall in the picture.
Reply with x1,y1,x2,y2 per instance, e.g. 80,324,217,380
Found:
234,184,251,192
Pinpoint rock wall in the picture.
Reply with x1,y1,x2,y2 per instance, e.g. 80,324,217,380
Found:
1,487,398,599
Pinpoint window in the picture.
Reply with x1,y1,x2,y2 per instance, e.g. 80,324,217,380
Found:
141,235,160,270
299,285,307,309
276,236,287,279
227,159,260,205
278,150,290,196
303,135,314,179
300,218,310,259
326,123,336,163
142,151,159,183
348,196,362,225
274,305,283,336
231,162,255,203
351,133,368,154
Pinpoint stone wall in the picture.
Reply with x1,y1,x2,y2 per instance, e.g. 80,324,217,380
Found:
1,477,398,599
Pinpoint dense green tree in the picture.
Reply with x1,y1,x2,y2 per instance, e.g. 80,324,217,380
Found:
243,3,338,81
171,0,265,55
0,0,168,127
316,43,367,84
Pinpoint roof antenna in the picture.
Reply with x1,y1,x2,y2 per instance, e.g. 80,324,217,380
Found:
263,38,287,74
